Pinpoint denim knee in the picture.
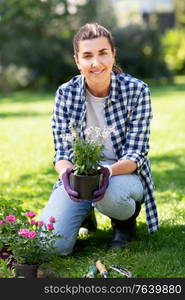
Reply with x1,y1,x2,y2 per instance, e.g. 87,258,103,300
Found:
94,174,143,220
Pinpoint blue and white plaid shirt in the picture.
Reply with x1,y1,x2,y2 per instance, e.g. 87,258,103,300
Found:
52,72,159,233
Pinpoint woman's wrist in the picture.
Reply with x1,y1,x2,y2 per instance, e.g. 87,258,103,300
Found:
102,165,112,177
55,160,74,179
59,168,67,179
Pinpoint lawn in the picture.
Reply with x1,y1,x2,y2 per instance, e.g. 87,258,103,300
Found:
0,77,185,278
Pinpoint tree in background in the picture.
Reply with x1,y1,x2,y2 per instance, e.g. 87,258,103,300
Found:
175,0,185,28
162,29,185,75
0,0,117,90
113,25,171,81
161,0,185,75
0,0,177,90
77,0,117,29
0,0,78,90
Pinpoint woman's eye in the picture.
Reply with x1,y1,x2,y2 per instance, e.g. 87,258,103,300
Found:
100,52,107,55
83,55,92,59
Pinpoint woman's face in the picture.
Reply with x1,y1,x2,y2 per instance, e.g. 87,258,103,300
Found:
74,36,116,93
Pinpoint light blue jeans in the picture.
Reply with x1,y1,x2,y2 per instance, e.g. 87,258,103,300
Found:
41,174,143,255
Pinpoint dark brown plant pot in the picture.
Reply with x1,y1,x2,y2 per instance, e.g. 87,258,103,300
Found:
15,264,38,278
70,172,101,200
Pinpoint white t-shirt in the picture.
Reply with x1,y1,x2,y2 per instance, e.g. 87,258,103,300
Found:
86,89,117,165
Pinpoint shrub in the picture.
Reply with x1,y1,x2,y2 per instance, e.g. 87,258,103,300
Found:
162,29,185,75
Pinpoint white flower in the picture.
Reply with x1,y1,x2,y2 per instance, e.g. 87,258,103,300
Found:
84,126,115,144
61,125,115,145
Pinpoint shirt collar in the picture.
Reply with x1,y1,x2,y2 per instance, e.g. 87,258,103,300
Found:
74,71,119,103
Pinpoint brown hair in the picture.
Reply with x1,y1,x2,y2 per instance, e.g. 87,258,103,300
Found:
73,23,123,74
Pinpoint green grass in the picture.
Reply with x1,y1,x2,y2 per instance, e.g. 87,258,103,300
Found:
0,77,185,278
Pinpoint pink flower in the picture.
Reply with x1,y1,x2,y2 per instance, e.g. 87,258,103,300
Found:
28,231,36,239
29,219,37,225
37,221,44,227
6,215,16,223
47,223,54,231
25,211,36,219
49,216,56,223
18,228,30,237
0,220,5,225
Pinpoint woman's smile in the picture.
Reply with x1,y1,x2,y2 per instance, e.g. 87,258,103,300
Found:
90,69,105,75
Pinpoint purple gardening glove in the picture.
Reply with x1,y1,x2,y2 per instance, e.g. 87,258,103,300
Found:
61,168,81,202
92,167,111,203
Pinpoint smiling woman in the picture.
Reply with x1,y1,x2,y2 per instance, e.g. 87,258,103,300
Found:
40,23,159,256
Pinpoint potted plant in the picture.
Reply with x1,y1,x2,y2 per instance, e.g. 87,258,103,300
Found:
62,125,115,200
0,212,61,278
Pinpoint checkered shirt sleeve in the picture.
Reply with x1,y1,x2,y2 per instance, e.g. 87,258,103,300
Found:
52,86,74,164
120,85,152,169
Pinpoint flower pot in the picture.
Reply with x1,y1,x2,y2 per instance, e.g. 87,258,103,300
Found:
14,264,38,278
70,172,101,200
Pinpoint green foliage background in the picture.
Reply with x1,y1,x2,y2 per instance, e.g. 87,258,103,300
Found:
0,0,184,91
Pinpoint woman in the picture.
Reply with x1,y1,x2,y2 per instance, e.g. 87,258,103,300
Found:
41,23,159,255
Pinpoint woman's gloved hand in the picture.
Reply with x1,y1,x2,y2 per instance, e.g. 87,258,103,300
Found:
92,166,112,203
60,168,81,202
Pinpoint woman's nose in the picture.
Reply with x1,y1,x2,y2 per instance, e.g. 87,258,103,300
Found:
91,57,101,67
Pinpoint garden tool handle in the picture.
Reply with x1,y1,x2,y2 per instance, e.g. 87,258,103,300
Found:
95,260,108,278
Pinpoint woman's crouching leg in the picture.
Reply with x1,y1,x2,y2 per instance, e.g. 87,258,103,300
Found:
40,183,92,256
94,173,143,220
